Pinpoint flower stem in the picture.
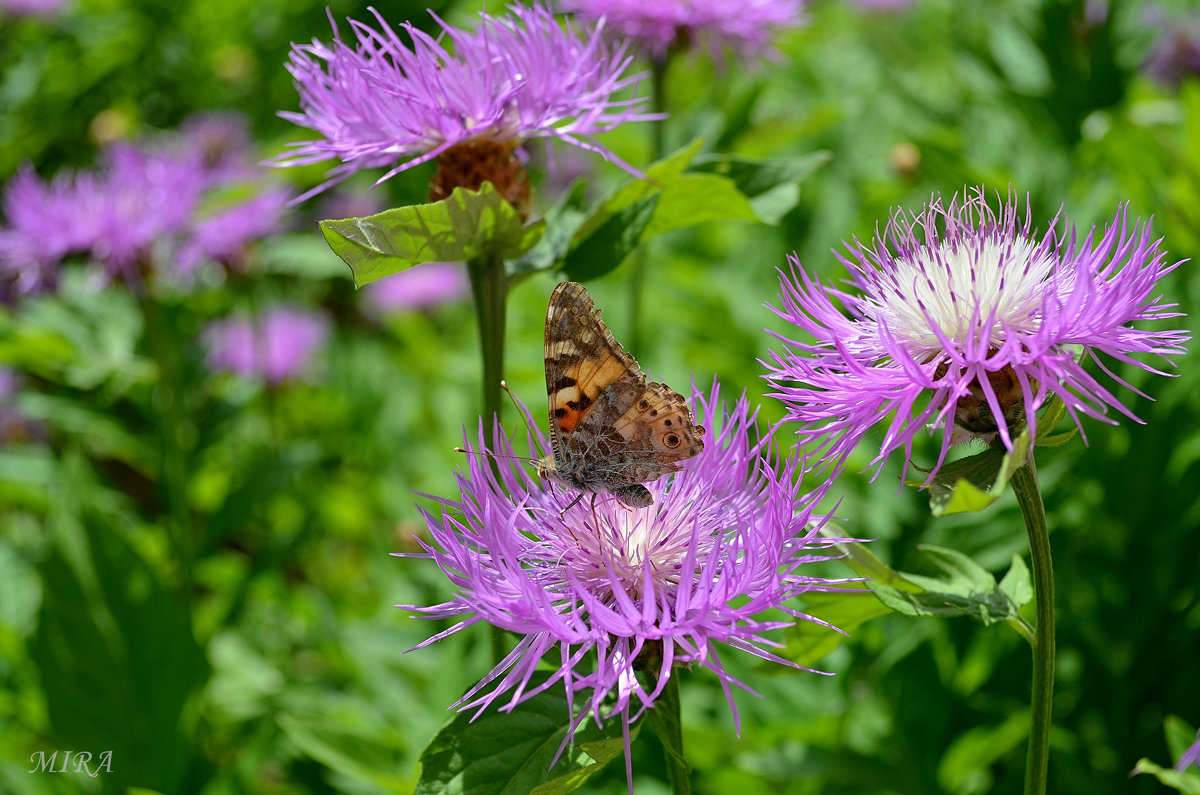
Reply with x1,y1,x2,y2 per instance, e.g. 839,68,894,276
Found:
138,292,193,602
627,53,670,355
645,672,690,795
1012,462,1053,795
465,252,508,665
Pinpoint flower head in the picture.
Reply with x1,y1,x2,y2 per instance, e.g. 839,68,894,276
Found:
563,0,805,62
203,305,330,384
764,188,1188,480
404,380,848,771
272,4,655,203
1143,8,1200,87
177,187,292,274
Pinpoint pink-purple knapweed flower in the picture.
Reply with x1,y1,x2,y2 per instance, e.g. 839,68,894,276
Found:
563,0,805,62
273,4,655,204
203,305,330,384
1,119,291,293
362,263,470,314
763,188,1188,481
404,380,849,773
0,0,65,17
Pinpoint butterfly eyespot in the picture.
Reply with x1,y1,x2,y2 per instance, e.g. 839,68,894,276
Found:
638,399,650,410
664,433,680,447
664,419,672,427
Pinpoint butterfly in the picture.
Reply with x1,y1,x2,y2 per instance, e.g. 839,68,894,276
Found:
534,281,705,509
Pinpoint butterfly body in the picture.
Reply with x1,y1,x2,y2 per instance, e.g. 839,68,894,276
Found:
538,281,705,508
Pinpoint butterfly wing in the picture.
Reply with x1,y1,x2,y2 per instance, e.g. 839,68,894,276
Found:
543,281,705,499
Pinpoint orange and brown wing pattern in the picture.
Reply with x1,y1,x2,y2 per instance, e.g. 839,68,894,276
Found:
544,281,641,439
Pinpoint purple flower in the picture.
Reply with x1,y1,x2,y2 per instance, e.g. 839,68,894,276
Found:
0,0,66,17
177,187,292,274
763,188,1188,481
0,144,208,288
203,306,330,384
272,4,655,201
362,263,470,313
403,380,849,771
179,112,258,181
563,0,805,62
1143,8,1200,87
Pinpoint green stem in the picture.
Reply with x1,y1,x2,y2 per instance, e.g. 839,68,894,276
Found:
628,54,670,355
138,292,193,602
1012,462,1053,795
645,672,690,795
465,252,508,664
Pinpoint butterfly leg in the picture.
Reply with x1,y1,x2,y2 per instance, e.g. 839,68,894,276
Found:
559,491,586,517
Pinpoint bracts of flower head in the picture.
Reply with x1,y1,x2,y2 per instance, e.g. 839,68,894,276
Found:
399,379,858,782
272,4,658,209
763,187,1189,483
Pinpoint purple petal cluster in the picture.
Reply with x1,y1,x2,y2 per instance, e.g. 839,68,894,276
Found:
362,263,470,314
1143,8,1200,87
272,4,655,199
764,188,1188,480
563,0,805,62
0,115,292,293
203,305,330,384
404,380,849,763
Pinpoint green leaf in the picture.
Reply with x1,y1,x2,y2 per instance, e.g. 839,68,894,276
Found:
1131,759,1200,793
415,672,633,795
1033,394,1078,448
691,151,832,224
997,555,1033,607
780,585,894,668
320,183,545,287
922,429,1032,516
278,713,410,793
509,180,589,277
873,545,1032,629
560,193,660,282
32,510,210,794
936,711,1030,793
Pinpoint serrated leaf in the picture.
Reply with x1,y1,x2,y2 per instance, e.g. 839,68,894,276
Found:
923,429,1032,516
415,673,633,795
780,585,893,668
321,183,545,287
561,193,660,282
691,151,831,224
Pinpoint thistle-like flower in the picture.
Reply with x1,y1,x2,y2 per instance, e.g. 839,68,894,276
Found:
403,380,848,772
763,188,1188,480
203,305,330,384
562,0,805,62
273,4,655,206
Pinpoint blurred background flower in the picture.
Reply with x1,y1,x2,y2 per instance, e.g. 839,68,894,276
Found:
203,305,330,384
361,263,470,315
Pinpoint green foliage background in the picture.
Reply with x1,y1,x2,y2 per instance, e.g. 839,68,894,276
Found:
1,0,1198,793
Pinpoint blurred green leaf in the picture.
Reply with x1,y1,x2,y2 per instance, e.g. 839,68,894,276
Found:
278,713,410,793
32,511,210,794
936,710,1029,793
321,184,546,287
415,672,632,795
781,585,893,668
691,151,832,224
1131,759,1200,794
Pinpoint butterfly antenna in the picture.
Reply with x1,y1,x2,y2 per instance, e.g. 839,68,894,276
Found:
452,446,538,463
500,380,545,458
